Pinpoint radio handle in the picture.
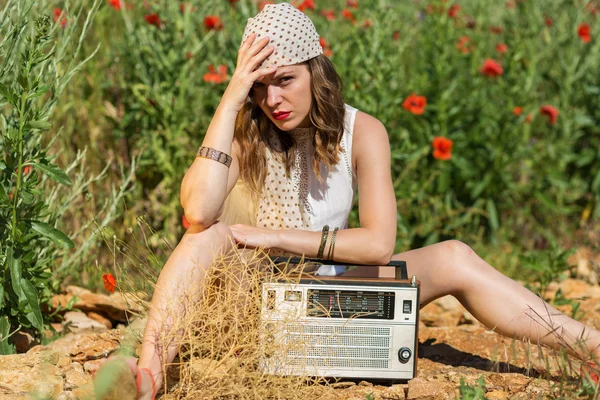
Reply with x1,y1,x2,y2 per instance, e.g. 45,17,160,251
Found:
268,256,409,280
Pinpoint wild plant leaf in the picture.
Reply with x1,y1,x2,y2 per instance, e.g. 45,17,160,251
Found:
28,85,50,99
20,190,34,205
0,82,14,103
487,199,499,231
0,184,6,201
17,74,28,90
30,221,75,248
25,120,52,130
6,247,26,305
30,162,71,185
0,316,16,355
20,278,43,332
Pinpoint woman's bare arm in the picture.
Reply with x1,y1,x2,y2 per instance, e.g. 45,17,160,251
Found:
230,111,397,265
180,107,240,227
180,33,277,228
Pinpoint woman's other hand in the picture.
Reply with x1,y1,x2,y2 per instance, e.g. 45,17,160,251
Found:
220,33,277,113
229,224,279,249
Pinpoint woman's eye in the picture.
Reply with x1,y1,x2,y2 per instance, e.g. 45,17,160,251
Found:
280,77,292,83
252,82,265,89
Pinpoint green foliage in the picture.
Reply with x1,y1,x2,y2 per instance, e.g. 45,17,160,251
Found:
0,0,101,353
520,239,575,296
457,376,489,400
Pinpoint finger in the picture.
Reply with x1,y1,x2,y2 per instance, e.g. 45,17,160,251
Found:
251,65,277,82
248,44,276,72
240,36,272,66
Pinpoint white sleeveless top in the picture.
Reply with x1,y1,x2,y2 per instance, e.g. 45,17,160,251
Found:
221,104,359,275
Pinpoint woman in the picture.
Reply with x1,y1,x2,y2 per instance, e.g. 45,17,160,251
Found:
101,3,599,399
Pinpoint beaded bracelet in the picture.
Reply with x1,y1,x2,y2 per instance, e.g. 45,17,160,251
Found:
196,146,233,168
327,227,338,261
316,225,330,260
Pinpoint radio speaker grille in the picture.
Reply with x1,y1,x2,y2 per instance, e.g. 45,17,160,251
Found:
283,324,391,369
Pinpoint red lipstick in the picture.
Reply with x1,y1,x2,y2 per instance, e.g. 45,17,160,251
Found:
272,111,291,120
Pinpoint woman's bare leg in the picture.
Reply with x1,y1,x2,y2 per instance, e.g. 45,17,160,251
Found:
344,240,600,362
134,222,235,399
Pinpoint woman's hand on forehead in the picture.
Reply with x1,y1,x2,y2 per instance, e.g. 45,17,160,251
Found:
220,32,278,113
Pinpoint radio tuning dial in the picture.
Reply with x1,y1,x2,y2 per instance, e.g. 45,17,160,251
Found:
398,347,412,363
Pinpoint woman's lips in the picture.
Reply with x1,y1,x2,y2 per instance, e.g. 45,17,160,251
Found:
273,112,291,120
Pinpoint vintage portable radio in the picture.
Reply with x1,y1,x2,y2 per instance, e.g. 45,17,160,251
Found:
259,257,420,382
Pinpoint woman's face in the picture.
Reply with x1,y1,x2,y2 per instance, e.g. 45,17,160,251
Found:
251,64,313,130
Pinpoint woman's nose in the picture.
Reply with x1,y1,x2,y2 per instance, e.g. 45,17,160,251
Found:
266,85,282,108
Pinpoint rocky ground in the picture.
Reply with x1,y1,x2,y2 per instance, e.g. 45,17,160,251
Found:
1,273,600,399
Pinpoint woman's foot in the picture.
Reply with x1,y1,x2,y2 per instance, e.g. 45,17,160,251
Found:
93,356,157,400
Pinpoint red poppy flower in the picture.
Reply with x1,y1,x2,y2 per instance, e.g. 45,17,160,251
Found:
512,106,522,116
578,23,592,43
102,273,116,293
23,165,32,175
228,0,239,4
144,13,161,28
53,8,67,28
321,10,336,21
545,17,553,27
432,137,454,160
203,64,229,84
392,31,401,40
341,9,356,24
456,36,473,54
361,19,372,29
525,113,533,124
297,0,315,12
182,215,191,229
347,0,359,8
480,59,503,77
506,0,516,8
540,105,559,125
448,4,460,18
402,93,427,115
204,15,223,31
496,43,508,53
108,0,123,10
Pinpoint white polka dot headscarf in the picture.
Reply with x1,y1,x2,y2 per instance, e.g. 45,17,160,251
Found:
241,2,323,69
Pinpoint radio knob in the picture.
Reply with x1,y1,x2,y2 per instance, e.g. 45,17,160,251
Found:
398,347,412,363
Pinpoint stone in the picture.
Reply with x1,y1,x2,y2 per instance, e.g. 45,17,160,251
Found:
406,377,455,400
381,384,407,399
330,381,356,389
64,363,91,390
87,312,113,329
0,349,65,399
51,286,145,323
11,331,38,354
48,330,124,363
63,311,108,334
358,380,374,386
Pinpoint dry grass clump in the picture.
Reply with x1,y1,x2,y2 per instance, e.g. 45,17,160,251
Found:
146,245,335,400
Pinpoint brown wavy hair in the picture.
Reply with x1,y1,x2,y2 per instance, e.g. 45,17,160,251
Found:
234,54,346,197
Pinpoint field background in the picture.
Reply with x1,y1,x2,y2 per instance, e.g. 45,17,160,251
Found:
1,0,599,354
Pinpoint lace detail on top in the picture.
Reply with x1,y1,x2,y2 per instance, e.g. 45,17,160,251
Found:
255,127,313,232
291,128,313,219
